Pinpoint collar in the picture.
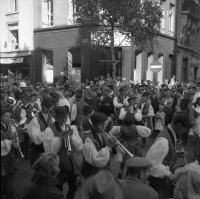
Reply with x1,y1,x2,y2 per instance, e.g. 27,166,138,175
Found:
167,124,177,144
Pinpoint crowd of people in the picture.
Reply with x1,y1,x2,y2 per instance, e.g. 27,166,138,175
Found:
1,75,200,199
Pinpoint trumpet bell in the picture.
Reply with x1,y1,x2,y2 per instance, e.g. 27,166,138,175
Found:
6,97,16,106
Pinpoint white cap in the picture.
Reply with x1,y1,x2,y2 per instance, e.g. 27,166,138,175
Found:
19,82,27,88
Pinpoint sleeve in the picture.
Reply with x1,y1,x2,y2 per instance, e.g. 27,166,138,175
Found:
70,103,77,122
113,96,123,108
43,127,62,154
82,138,110,167
136,126,151,138
145,137,171,177
71,125,83,150
148,105,155,116
1,139,12,156
26,117,43,145
119,108,126,120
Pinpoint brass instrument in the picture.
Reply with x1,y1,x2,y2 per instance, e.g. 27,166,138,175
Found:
106,131,134,158
8,119,24,159
63,125,72,154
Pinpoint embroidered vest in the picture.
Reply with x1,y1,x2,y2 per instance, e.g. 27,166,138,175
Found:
156,127,177,171
81,129,110,178
1,122,12,141
37,112,52,132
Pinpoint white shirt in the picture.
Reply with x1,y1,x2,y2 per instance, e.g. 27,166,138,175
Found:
82,138,111,167
145,125,177,178
43,125,83,154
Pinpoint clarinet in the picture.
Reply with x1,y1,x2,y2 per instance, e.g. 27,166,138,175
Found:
63,124,72,155
8,119,24,159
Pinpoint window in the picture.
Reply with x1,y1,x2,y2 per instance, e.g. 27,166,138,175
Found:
160,1,165,33
169,3,175,35
9,0,18,12
8,24,19,50
42,0,53,28
72,2,81,23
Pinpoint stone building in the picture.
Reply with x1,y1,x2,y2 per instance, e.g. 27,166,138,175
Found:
176,0,200,82
0,0,34,83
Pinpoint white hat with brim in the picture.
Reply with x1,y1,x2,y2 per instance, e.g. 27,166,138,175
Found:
19,82,27,88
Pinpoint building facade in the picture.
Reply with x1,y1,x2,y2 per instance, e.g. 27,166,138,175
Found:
176,0,200,82
33,0,178,83
2,0,196,84
0,0,34,84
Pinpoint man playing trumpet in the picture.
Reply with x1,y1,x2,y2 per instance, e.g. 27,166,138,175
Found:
42,105,83,199
1,105,19,199
81,112,118,178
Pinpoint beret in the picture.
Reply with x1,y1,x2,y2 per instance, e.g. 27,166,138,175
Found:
42,96,53,108
126,157,152,169
54,106,69,117
90,112,108,124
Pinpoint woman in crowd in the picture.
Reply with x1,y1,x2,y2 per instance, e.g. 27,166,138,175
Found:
22,152,64,199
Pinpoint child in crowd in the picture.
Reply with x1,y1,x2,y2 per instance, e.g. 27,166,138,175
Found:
154,105,165,137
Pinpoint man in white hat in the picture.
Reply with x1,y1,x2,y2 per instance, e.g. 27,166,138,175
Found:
15,81,27,100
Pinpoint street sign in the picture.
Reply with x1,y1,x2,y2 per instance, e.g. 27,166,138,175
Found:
150,60,162,73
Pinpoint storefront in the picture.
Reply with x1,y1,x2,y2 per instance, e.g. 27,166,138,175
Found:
0,52,33,85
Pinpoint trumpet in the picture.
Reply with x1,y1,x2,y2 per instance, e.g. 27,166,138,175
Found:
63,126,73,154
106,131,134,158
8,120,24,159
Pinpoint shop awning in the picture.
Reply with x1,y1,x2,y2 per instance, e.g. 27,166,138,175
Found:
0,57,24,64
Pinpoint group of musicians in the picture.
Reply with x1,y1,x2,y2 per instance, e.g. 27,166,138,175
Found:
1,81,199,199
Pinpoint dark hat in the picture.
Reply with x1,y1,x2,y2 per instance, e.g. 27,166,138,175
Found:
75,89,83,98
165,88,171,92
142,92,150,97
177,88,183,94
74,170,123,199
42,96,54,108
172,112,191,130
90,112,108,124
127,96,137,103
19,93,31,99
54,106,69,118
126,157,152,169
30,91,39,97
50,91,60,99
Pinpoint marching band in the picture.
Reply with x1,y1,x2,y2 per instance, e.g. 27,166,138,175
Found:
1,80,200,199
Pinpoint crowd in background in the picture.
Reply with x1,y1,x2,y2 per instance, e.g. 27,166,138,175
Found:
1,74,200,199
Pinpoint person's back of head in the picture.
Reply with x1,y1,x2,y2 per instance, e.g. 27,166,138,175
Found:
174,163,200,199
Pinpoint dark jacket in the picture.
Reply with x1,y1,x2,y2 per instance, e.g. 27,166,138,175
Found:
120,177,158,199
22,179,64,199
